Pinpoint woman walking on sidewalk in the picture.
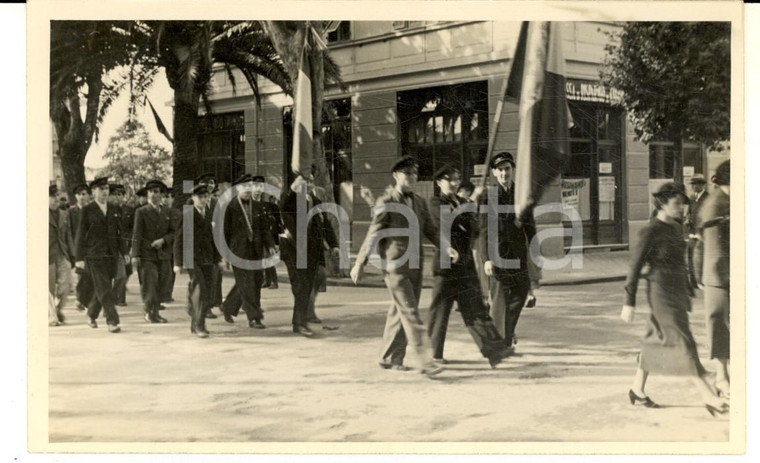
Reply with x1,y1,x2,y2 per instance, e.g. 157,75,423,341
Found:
622,182,728,416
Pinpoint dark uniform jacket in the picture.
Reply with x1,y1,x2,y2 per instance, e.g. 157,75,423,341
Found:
130,203,176,261
223,197,274,262
476,182,536,279
429,193,477,276
174,206,220,268
280,190,339,269
50,208,75,265
699,188,730,289
355,187,440,272
75,201,127,261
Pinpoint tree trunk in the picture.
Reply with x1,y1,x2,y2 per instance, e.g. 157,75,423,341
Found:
673,136,683,184
59,142,88,199
172,86,201,207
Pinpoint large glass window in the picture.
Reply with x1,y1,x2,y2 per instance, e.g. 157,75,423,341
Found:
649,142,702,179
196,112,245,184
397,81,489,196
282,98,353,206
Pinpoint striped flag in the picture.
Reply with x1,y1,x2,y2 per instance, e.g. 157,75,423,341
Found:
291,32,313,176
507,22,573,216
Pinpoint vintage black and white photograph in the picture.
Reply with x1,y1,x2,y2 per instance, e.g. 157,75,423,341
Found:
28,0,745,453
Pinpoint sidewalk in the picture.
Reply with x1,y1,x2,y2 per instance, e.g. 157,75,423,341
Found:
254,249,631,289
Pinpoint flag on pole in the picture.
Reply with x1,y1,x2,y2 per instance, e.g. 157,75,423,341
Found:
146,97,174,144
507,22,573,216
291,30,313,175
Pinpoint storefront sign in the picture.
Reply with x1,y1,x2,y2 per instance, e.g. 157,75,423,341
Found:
566,79,623,105
599,162,612,174
561,179,585,210
599,176,616,202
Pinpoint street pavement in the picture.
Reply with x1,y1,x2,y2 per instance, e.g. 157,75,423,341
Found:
48,271,730,443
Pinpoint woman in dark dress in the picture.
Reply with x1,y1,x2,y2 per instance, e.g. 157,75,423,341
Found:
623,182,728,416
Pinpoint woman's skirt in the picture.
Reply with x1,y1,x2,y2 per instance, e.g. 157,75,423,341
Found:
639,278,706,376
704,285,730,360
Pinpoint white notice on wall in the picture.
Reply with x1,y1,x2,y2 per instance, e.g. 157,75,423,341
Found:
599,162,612,174
683,166,695,177
599,176,616,202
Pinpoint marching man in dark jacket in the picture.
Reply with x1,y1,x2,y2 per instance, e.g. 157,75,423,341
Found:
477,152,536,353
49,184,75,326
74,177,129,333
220,174,276,328
351,156,458,376
131,179,176,324
174,184,222,338
427,165,509,368
68,183,93,312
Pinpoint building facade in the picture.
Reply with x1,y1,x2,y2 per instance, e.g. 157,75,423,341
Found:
203,21,727,256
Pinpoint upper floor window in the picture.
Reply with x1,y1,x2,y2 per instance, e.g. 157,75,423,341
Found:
326,21,351,43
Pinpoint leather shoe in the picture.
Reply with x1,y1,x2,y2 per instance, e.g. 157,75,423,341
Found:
115,302,127,307
432,358,448,365
195,330,209,338
107,324,121,333
422,364,444,377
49,320,61,327
250,319,266,329
56,311,66,323
223,313,234,324
379,363,410,371
158,304,167,311
308,317,322,324
144,313,158,323
205,311,218,319
269,282,278,290
293,325,314,337
76,302,86,312
88,318,98,329
154,313,168,323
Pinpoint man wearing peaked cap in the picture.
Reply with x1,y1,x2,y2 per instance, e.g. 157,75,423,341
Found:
108,184,130,307
174,182,222,338
198,174,224,318
136,187,148,207
75,176,129,333
427,165,510,368
477,151,536,353
131,179,176,324
69,183,93,312
160,186,181,304
351,156,459,376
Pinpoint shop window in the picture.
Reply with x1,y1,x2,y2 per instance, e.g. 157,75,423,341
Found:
196,111,245,184
397,81,489,192
282,99,352,206
648,142,702,179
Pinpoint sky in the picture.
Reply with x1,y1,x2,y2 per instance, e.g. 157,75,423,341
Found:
85,68,175,170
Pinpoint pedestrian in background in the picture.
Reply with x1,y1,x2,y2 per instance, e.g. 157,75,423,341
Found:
109,184,130,307
69,183,92,312
174,184,221,338
196,173,223,318
699,160,731,399
49,184,75,326
261,190,282,290
131,180,175,324
622,182,727,416
161,187,181,304
686,175,709,289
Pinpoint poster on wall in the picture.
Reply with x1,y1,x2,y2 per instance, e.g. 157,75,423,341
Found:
599,176,616,202
561,179,584,210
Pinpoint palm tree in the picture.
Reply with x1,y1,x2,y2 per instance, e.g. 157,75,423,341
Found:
149,20,294,201
50,21,155,196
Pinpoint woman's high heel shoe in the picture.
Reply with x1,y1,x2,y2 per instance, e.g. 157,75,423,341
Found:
715,379,730,399
628,390,660,408
705,403,729,417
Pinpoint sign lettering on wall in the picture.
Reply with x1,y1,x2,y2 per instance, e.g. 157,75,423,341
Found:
566,79,623,105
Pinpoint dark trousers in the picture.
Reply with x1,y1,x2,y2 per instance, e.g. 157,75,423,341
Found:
187,265,214,332
306,264,327,320
428,267,506,360
687,238,704,289
76,267,94,307
223,267,264,321
490,271,531,347
161,267,176,302
263,266,278,287
85,257,120,325
114,263,131,304
210,265,223,307
704,285,730,360
285,263,318,327
138,259,172,313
